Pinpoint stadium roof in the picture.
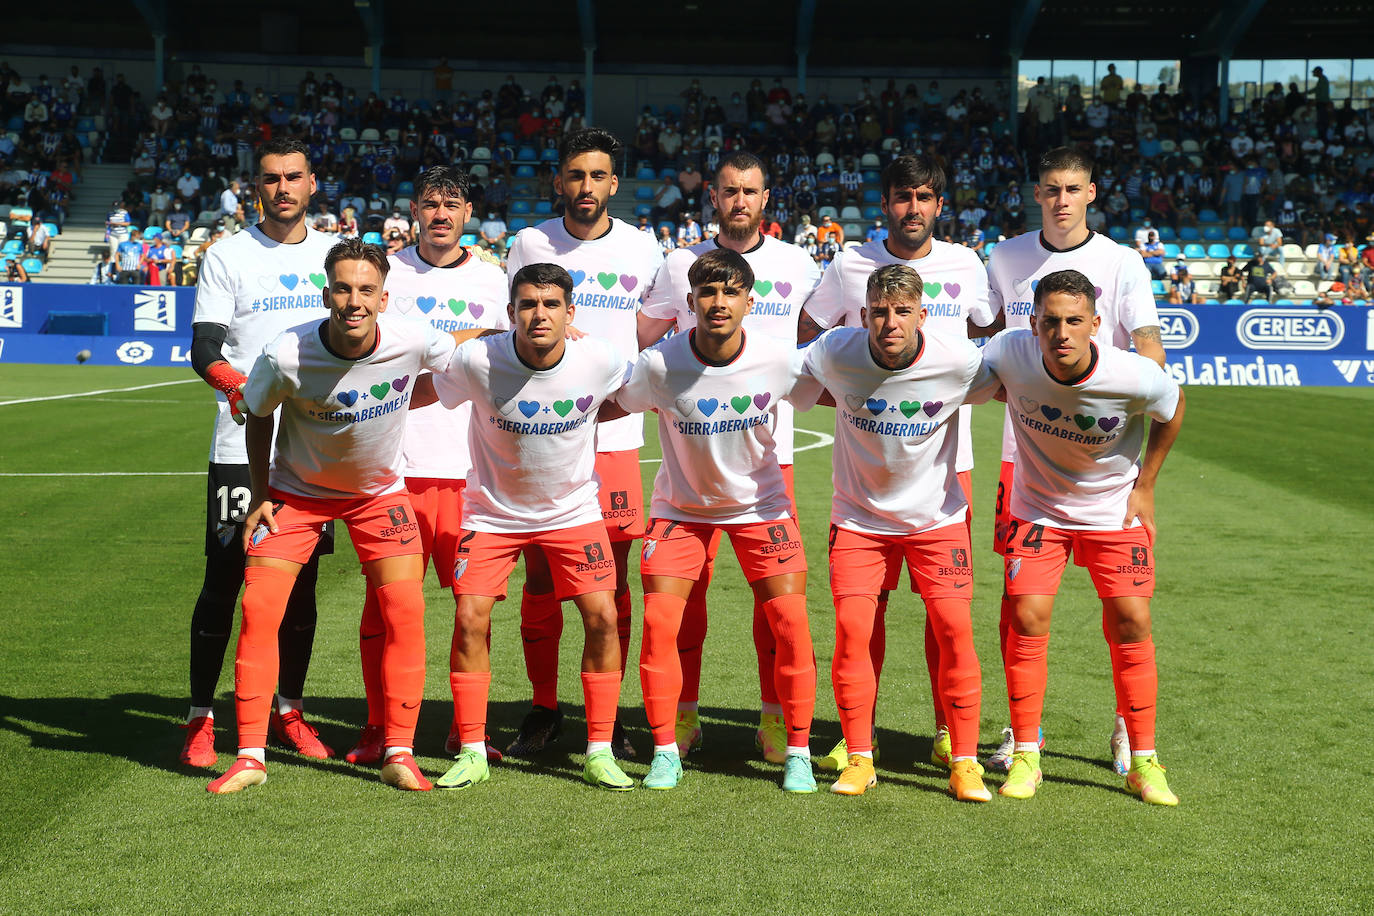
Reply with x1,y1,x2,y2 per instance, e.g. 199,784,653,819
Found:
4,0,1370,71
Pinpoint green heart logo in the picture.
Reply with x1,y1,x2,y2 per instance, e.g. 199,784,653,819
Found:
552,399,574,417
597,272,618,290
1073,414,1095,430
899,400,920,418
448,299,467,316
370,382,391,399
730,395,752,414
923,281,942,300
309,273,327,289
754,280,773,297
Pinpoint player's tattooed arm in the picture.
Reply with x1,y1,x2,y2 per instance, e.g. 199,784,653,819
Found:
1124,389,1186,540
1131,325,1166,368
796,307,824,345
241,411,278,552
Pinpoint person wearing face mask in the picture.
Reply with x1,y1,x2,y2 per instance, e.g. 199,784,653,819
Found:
165,197,192,243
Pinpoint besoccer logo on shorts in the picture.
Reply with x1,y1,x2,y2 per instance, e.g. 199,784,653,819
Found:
387,506,410,527
610,490,628,510
1132,547,1149,567
768,525,788,544
116,340,154,364
584,542,605,564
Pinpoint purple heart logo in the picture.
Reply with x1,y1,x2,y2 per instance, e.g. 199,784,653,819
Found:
337,389,358,407
753,393,771,410
575,395,594,412
518,400,540,418
866,398,887,416
620,274,638,292
1094,286,1104,299
1040,405,1061,421
392,375,410,392
569,269,587,287
697,397,719,416
416,296,437,313
943,282,961,298
469,303,485,319
774,281,792,298
923,400,943,417
1099,416,1120,432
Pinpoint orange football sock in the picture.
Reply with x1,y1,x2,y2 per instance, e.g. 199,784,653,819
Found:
614,588,633,676
1005,630,1049,746
449,670,492,744
831,594,878,754
871,592,889,684
762,593,815,748
1104,614,1126,720
753,595,781,707
676,565,712,705
923,611,948,731
359,583,385,727
999,594,1013,664
1111,637,1158,752
640,591,687,747
376,580,426,747
926,597,981,758
235,566,295,749
519,587,562,708
581,670,621,743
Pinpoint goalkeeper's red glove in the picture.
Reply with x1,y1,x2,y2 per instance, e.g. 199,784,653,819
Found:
207,362,250,426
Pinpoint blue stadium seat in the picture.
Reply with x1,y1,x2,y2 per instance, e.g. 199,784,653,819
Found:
512,183,535,197
1207,243,1231,258
395,181,415,195
862,170,880,184
1203,226,1225,241
1222,298,1244,305
540,148,559,163
144,226,162,237
363,231,383,244
533,200,553,214
21,257,41,274
1198,209,1219,223
498,130,516,144
508,217,529,231
1273,299,1295,305
1130,207,1145,220
636,166,656,181
1178,226,1200,241
458,233,477,247
75,117,95,133
660,168,677,179
1227,226,1250,241
2,239,22,255
983,241,996,256
1232,243,1253,258
510,200,532,214
1108,225,1129,241
1184,243,1207,259
634,204,651,218
168,245,183,260
634,185,655,201
5,115,22,131
862,188,881,204
1150,279,1166,296
514,164,536,179
77,134,90,148
1164,243,1180,258
862,205,882,220
43,222,59,237
1157,227,1176,242
515,146,537,162
414,99,432,111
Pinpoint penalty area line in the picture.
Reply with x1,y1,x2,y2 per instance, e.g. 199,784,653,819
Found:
0,471,202,478
0,378,199,407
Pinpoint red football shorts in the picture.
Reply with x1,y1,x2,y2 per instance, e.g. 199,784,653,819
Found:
1001,517,1155,598
452,521,616,600
641,516,807,583
993,460,1014,556
829,523,974,599
405,476,464,588
247,489,421,565
596,449,645,542
781,464,797,519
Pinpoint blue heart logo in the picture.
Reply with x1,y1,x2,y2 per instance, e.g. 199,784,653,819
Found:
1030,278,1039,292
280,274,299,290
337,389,358,407
1040,405,1061,421
416,296,437,313
569,269,587,287
518,400,540,418
697,397,719,416
866,398,887,416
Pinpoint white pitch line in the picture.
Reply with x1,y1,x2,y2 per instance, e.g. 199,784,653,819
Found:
0,378,198,407
0,471,201,478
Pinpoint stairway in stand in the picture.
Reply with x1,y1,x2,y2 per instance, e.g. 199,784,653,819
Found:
34,163,135,284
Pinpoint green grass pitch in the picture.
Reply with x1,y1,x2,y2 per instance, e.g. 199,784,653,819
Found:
1,364,1371,912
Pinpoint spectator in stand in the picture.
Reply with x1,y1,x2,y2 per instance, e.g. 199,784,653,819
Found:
678,213,703,246
1133,217,1157,250
1140,230,1167,280
1241,252,1276,303
164,199,191,244
656,224,676,253
313,201,339,234
145,233,176,286
89,251,115,285
220,179,244,233
1337,236,1360,285
649,175,683,226
1218,254,1243,301
815,213,844,250
793,214,814,245
866,218,887,243
149,184,172,228
964,223,986,259
1257,219,1283,263
338,205,360,239
106,199,131,259
478,210,508,257
4,255,29,283
759,214,783,240
1315,233,1338,280
115,228,146,284
383,206,411,238
484,174,509,216
1168,261,1202,304
1100,63,1124,106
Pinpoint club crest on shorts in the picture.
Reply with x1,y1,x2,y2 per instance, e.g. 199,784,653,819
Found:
642,539,657,561
453,557,469,581
1006,556,1022,582
250,523,271,547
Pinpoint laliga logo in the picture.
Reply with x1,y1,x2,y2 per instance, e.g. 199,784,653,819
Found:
1156,308,1198,349
116,340,154,364
1237,308,1344,351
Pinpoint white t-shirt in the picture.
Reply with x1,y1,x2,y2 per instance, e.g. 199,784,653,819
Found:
504,216,662,452
615,330,808,526
432,335,629,533
986,230,1160,461
805,237,994,472
386,246,509,480
640,235,821,464
242,315,456,500
192,225,338,464
980,329,1180,530
798,327,996,536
